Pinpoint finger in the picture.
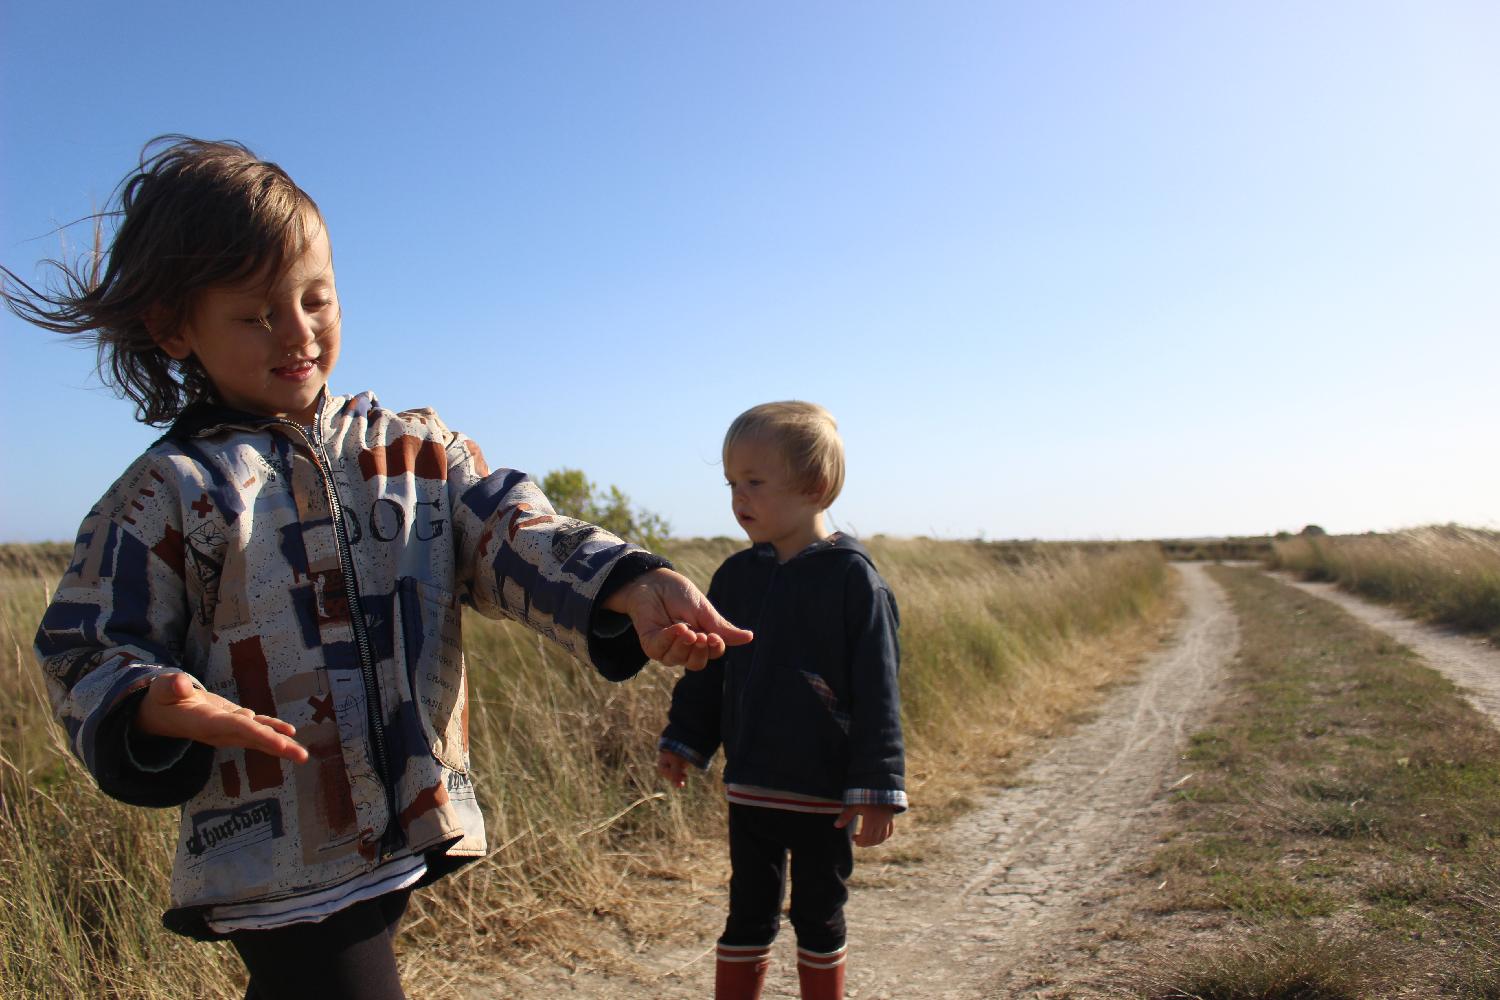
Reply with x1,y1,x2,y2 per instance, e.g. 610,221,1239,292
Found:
682,646,710,672
215,711,308,761
642,624,693,661
699,606,754,646
652,630,699,667
239,722,309,764
269,736,310,764
662,622,696,644
834,807,856,829
702,634,727,659
254,715,299,738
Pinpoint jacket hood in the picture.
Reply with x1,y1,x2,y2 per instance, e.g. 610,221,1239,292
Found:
752,531,874,566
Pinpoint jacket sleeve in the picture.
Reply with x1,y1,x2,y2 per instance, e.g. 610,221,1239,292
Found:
658,566,728,768
34,459,214,807
441,425,656,682
842,565,907,811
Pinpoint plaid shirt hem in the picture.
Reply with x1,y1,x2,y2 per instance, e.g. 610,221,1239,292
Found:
658,737,710,769
843,787,908,812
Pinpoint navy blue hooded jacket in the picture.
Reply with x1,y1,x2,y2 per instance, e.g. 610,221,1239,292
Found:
660,534,906,809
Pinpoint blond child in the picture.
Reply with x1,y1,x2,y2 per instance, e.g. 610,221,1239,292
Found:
6,135,749,999
658,401,906,1000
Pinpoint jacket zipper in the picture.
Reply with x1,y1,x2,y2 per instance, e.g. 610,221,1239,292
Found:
280,401,400,857
733,559,779,760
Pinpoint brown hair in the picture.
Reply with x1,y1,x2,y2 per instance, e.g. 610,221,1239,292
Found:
2,136,325,425
723,401,846,509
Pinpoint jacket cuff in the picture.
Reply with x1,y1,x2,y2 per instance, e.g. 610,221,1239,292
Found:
843,788,909,813
95,688,215,808
658,736,711,770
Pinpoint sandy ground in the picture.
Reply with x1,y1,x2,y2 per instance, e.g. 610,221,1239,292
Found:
455,562,1241,999
1277,574,1500,726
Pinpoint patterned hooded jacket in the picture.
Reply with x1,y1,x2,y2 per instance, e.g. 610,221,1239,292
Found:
35,391,657,939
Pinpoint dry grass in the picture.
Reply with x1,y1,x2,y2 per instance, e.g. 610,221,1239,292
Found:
0,536,1169,997
1269,525,1500,637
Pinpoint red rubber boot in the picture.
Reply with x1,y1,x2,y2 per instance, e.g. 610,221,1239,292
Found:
796,945,847,1000
715,942,772,1000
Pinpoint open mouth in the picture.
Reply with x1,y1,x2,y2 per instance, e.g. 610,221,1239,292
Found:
272,359,318,378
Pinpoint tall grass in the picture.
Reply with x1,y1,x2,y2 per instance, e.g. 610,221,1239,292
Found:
1268,525,1500,636
0,537,1167,997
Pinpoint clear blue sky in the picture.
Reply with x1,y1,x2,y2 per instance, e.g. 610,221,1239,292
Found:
3,2,1496,543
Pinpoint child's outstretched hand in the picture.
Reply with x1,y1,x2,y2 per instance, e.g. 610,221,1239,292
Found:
835,804,896,847
135,672,309,764
657,749,690,788
605,568,753,671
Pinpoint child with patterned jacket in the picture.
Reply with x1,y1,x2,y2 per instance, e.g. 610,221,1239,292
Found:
657,401,906,1000
5,136,750,1000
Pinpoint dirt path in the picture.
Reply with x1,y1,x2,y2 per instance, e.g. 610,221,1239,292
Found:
460,563,1239,998
1276,575,1500,726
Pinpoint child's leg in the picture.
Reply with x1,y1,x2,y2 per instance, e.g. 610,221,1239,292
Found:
231,888,411,1000
717,805,788,999
787,816,854,1000
721,804,790,947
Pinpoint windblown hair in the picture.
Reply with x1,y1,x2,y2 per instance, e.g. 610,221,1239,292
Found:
723,400,845,509
2,135,325,425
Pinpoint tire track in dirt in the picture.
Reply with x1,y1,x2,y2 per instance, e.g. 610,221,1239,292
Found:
855,562,1238,999
462,564,1238,998
1275,575,1500,727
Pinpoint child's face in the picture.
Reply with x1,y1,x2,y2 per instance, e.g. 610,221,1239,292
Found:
725,437,825,560
155,225,340,425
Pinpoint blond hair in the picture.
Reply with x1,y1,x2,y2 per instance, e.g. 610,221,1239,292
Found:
723,401,845,509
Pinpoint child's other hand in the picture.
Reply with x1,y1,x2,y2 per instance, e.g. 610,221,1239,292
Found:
606,568,753,671
657,749,690,788
135,672,309,764
835,804,897,847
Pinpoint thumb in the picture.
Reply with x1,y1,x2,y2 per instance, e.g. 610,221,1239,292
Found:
151,671,198,705
834,806,857,829
701,605,753,646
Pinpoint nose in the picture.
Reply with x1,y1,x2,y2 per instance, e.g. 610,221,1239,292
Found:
275,306,317,354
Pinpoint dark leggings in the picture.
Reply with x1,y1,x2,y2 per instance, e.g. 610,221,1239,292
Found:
230,889,410,1000
720,803,854,955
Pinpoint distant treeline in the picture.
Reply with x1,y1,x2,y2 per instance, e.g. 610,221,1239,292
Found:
1156,537,1276,562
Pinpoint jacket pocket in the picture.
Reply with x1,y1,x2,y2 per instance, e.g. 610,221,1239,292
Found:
800,670,851,735
400,579,469,772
